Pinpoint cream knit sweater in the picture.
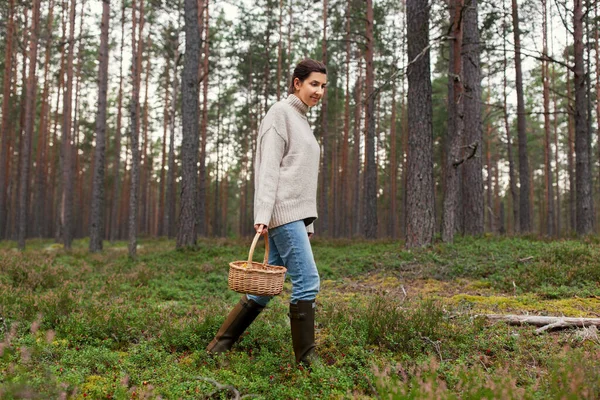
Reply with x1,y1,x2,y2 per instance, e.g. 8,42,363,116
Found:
254,94,320,233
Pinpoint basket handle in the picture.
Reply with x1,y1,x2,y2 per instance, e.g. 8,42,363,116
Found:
247,231,269,266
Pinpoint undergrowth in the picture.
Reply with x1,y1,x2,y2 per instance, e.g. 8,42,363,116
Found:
1,236,599,398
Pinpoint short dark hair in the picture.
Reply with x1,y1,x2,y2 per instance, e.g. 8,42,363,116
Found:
288,59,327,94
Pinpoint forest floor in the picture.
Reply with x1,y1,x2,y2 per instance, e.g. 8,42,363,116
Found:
1,235,600,399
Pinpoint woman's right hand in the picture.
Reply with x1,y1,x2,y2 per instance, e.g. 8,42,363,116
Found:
254,224,268,236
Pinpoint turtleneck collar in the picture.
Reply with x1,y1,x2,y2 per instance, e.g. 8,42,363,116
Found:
285,93,309,116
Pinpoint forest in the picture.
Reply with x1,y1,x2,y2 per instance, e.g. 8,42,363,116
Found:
0,0,598,253
2,0,600,398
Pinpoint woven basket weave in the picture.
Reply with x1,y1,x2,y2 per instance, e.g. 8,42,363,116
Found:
228,232,287,296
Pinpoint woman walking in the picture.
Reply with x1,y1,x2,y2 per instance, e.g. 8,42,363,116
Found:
207,59,327,366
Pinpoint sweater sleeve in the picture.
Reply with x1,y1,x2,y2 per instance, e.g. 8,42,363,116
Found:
254,127,286,226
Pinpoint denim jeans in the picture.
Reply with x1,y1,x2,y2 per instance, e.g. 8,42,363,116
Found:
248,220,320,306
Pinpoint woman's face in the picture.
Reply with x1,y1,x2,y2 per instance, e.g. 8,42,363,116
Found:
294,72,327,107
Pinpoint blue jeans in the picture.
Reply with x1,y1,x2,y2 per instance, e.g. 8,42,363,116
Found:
248,220,320,306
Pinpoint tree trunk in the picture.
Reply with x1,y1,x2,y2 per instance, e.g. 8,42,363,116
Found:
61,0,77,249
461,0,484,236
165,49,179,239
17,0,41,249
502,0,518,233
128,0,144,258
389,72,398,239
320,0,330,236
541,0,555,236
276,0,283,101
198,0,209,237
0,0,16,240
33,0,54,238
158,51,170,237
566,46,576,233
89,0,110,252
352,63,363,236
442,0,464,243
406,0,435,248
511,0,531,232
363,0,377,239
110,3,125,242
573,0,593,235
341,0,351,237
140,50,151,236
176,0,201,248
596,3,600,231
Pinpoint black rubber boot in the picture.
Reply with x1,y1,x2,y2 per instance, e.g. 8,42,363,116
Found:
207,295,265,354
289,300,317,366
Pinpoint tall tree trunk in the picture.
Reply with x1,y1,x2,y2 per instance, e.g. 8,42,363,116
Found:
595,3,600,231
33,0,54,238
277,0,283,101
177,0,201,247
363,0,377,239
389,72,398,239
198,0,209,237
511,0,531,232
442,0,464,243
320,0,330,236
566,46,576,232
159,51,170,237
128,0,144,258
73,0,86,239
485,81,494,232
341,0,351,237
461,0,484,235
110,2,125,242
0,0,16,240
352,63,363,236
551,63,561,236
542,0,555,236
140,51,151,236
61,0,77,249
406,0,435,248
502,0,518,233
18,0,41,249
573,0,593,234
89,0,110,252
165,49,179,239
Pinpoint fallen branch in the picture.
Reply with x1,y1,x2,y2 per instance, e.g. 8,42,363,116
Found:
482,314,600,334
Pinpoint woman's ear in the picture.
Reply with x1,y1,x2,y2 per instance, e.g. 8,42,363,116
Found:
293,77,300,91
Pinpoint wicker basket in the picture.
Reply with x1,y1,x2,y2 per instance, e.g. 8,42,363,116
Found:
228,232,287,296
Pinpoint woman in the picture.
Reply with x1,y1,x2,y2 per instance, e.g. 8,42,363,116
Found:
207,59,327,366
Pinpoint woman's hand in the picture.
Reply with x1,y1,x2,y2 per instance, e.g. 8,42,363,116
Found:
254,224,268,235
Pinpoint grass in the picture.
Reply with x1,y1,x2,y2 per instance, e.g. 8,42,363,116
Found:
1,235,600,398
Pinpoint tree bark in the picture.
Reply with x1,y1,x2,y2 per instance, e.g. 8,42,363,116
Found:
198,0,209,237
340,0,351,237
110,3,125,242
389,72,398,239
89,0,111,252
542,0,555,236
61,0,77,249
177,0,201,248
0,0,16,240
573,0,593,235
406,0,435,248
511,0,531,232
17,0,41,249
320,0,330,236
128,0,144,258
33,0,54,238
596,3,600,231
461,0,484,236
442,0,464,243
364,0,377,239
352,63,363,236
165,49,179,239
